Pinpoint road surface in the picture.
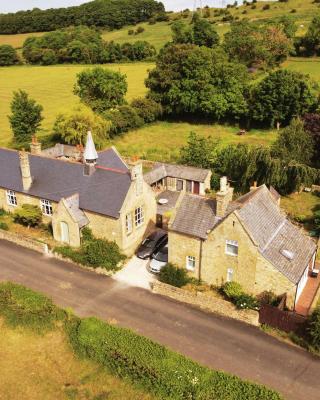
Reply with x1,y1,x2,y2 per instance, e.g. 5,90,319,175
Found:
0,240,319,400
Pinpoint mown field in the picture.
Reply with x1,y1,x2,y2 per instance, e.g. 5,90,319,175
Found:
0,319,154,400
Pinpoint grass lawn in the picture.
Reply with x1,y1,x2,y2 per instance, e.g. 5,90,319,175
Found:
0,319,154,400
111,121,276,162
283,57,320,83
281,192,320,220
0,62,153,147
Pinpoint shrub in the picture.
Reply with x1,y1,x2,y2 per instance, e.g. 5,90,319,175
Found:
234,293,259,310
131,97,163,123
0,222,9,231
159,263,190,288
262,4,270,10
0,208,8,216
0,44,20,66
0,282,62,332
222,281,244,300
308,307,320,349
105,105,144,137
257,290,279,306
128,29,134,35
81,226,94,242
136,26,145,34
13,204,42,227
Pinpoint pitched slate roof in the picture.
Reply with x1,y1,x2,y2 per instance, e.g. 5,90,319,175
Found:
97,147,129,171
144,163,210,185
64,194,89,228
170,194,218,239
235,186,317,284
0,148,131,219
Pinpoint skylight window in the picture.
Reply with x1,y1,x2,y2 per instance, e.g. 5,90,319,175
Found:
281,249,294,261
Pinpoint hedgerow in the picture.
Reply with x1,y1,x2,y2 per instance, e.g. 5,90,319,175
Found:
0,283,283,400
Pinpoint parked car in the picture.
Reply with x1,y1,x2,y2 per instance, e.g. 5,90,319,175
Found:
149,244,168,274
136,230,167,259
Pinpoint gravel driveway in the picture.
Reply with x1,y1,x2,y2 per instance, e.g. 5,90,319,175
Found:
114,256,157,289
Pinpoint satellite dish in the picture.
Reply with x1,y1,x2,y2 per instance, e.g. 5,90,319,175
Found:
158,198,169,205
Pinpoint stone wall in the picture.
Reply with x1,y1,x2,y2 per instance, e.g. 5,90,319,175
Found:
0,229,48,254
152,281,259,326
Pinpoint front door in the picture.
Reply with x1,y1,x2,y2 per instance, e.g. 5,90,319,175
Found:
193,181,200,195
61,221,70,244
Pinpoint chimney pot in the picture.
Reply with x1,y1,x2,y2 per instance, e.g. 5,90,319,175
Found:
30,135,42,155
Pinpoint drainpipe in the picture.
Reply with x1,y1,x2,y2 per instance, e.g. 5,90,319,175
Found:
198,239,204,282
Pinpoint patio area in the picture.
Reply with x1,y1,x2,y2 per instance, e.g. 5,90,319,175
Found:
295,268,320,316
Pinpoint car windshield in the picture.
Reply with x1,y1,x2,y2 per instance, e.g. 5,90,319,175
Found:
142,238,156,248
154,247,168,262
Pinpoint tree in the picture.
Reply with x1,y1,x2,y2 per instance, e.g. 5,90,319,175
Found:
0,44,19,66
180,132,219,169
131,97,162,123
309,307,320,349
301,15,320,56
8,90,43,145
74,67,127,113
250,69,317,127
52,106,111,148
303,113,320,166
224,21,292,69
146,44,249,121
271,118,314,165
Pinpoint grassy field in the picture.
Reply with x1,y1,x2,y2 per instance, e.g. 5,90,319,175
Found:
281,192,320,219
283,57,320,83
0,62,152,146
0,319,154,400
111,121,276,162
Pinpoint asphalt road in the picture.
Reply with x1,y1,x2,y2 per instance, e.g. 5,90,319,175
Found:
0,240,319,400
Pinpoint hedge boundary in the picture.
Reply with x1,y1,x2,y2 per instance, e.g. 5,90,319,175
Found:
0,282,283,400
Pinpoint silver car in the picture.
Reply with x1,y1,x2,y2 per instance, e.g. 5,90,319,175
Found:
149,244,168,274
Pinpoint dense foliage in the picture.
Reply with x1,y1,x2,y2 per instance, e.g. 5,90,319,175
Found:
53,106,111,147
308,307,320,349
222,282,259,310
22,26,156,65
250,70,318,127
13,204,42,228
159,263,190,288
172,14,220,48
303,113,320,167
8,90,43,145
0,44,19,66
224,21,292,69
104,105,144,136
146,44,249,121
295,16,320,56
131,97,163,123
74,67,127,113
0,0,164,34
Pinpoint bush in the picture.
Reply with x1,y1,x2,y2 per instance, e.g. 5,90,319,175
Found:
13,204,42,227
0,222,9,231
131,97,163,123
308,307,320,349
234,293,259,310
68,317,282,400
0,44,20,66
105,105,144,137
159,263,190,288
136,26,145,34
222,281,244,300
257,290,279,306
0,282,62,332
0,208,8,216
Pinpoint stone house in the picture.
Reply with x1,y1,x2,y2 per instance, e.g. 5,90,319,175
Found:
168,177,318,309
144,163,212,196
0,133,156,256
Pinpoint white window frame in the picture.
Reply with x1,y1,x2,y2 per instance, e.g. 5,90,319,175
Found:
135,206,144,228
126,213,133,235
40,199,53,216
186,256,196,271
225,240,238,257
227,268,234,282
6,190,17,206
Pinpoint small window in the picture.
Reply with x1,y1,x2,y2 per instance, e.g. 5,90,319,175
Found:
176,179,184,191
186,256,196,271
226,240,238,256
186,180,192,193
6,190,17,206
227,268,234,282
126,213,132,234
40,199,53,216
135,206,144,227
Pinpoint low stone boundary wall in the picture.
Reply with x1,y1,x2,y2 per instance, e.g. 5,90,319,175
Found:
152,281,259,326
0,229,48,254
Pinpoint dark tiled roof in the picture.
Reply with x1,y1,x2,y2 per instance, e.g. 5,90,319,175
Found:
144,163,210,185
0,148,131,219
171,194,218,239
97,147,129,171
156,190,180,216
236,185,317,284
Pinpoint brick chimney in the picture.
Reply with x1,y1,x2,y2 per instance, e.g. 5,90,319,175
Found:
30,135,42,155
19,150,32,191
216,176,234,218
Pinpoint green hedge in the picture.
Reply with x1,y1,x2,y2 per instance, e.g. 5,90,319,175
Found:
67,317,282,400
0,282,283,400
0,282,63,332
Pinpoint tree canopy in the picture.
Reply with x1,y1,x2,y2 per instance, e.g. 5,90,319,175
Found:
296,15,320,57
0,45,19,66
8,90,43,145
74,67,128,113
146,44,249,121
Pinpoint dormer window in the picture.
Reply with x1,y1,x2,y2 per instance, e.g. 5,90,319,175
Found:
40,199,53,216
6,190,17,206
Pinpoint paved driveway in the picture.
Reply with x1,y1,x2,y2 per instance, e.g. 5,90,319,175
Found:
0,240,319,400
114,256,156,289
